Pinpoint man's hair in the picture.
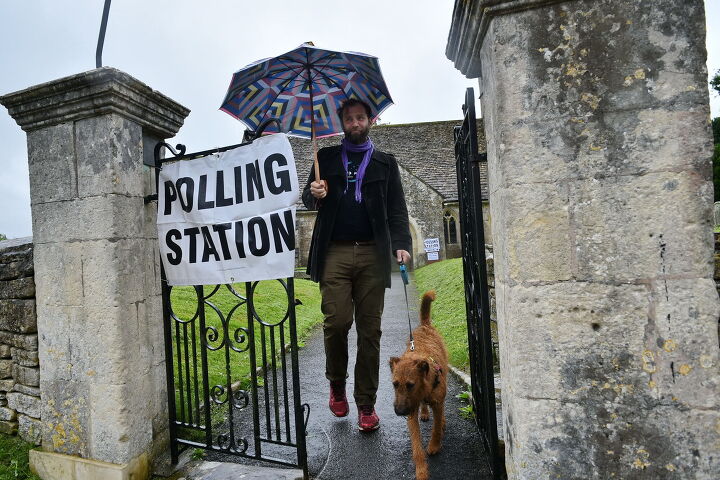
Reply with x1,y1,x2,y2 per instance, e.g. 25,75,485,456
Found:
337,98,372,119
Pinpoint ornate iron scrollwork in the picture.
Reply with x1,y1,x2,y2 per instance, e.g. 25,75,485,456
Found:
211,385,228,405
232,388,250,409
158,140,307,476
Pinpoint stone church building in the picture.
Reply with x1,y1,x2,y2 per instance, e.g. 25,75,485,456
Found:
289,119,488,270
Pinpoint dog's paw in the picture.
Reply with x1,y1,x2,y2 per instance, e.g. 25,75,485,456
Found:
415,467,429,480
420,404,430,421
426,441,442,455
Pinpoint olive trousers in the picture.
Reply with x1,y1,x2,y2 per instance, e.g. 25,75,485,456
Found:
320,242,386,406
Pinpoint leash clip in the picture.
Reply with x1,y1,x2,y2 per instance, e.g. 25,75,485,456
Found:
410,340,415,352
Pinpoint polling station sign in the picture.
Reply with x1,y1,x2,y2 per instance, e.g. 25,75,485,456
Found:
157,134,299,286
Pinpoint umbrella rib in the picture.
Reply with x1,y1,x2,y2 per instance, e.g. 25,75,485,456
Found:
270,57,305,76
307,52,356,97
306,53,345,85
310,66,349,96
252,55,311,128
254,74,307,129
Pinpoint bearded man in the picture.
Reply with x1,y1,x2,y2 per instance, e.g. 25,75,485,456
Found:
302,98,412,432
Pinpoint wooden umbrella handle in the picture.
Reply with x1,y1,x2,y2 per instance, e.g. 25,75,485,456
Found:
313,134,320,182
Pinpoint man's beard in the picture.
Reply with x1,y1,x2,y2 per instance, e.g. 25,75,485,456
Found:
344,125,370,144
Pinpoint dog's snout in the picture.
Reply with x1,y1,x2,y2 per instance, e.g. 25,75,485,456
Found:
394,404,410,416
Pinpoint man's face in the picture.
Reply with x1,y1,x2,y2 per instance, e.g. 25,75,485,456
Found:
341,104,371,144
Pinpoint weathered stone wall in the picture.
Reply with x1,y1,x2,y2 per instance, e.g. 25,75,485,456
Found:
715,233,720,301
399,167,445,267
0,237,41,444
295,210,314,274
1,68,189,476
449,0,719,478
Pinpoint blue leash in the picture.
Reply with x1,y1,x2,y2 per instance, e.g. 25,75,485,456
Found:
399,262,414,351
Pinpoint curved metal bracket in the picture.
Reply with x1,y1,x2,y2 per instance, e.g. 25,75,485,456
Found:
243,118,282,142
145,142,187,204
302,403,311,432
153,142,187,167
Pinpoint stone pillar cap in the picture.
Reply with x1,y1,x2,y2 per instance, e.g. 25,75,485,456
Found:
446,0,572,78
0,67,190,138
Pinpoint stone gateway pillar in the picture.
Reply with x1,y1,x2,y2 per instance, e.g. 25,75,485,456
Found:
447,1,719,478
1,68,189,479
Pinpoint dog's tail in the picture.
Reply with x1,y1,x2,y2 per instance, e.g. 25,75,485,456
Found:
420,290,436,326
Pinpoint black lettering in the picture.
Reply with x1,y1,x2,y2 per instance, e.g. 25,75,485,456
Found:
198,175,214,210
270,210,295,253
166,229,182,265
234,220,246,258
200,226,220,262
184,227,200,263
212,223,232,260
264,153,291,195
163,181,177,215
234,165,243,203
216,171,233,207
176,177,195,213
248,217,270,256
246,159,265,201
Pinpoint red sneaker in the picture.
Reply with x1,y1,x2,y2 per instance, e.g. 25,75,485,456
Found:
329,381,349,417
358,405,380,432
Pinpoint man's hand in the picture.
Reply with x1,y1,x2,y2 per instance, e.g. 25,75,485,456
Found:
310,180,328,199
396,249,411,264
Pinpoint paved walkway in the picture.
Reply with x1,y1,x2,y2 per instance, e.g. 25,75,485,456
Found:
187,272,491,480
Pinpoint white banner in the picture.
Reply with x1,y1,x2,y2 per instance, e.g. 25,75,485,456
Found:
157,134,299,286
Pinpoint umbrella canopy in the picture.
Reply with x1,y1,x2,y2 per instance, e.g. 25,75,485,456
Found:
220,43,394,139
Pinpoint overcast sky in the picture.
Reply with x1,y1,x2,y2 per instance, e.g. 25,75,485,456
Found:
1,0,718,239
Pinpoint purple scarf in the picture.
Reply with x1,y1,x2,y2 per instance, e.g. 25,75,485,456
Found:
341,137,374,202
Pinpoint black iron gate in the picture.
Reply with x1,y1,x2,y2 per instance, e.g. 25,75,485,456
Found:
151,139,308,478
454,87,502,478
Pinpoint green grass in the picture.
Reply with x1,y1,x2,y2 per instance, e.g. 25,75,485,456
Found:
167,279,322,436
0,433,40,480
168,279,321,390
456,390,474,419
414,258,500,374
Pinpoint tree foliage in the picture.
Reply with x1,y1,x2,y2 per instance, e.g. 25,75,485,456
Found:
711,69,720,96
0,233,7,241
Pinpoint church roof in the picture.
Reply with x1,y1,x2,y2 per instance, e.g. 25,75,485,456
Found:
289,118,487,205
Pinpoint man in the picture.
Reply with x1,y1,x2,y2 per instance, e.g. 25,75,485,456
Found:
302,98,412,432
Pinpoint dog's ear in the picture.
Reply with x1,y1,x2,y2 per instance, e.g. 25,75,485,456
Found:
389,357,400,372
417,360,429,375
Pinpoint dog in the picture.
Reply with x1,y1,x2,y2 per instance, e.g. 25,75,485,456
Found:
389,290,448,480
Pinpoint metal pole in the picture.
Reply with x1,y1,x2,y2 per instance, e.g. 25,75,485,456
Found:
96,0,112,68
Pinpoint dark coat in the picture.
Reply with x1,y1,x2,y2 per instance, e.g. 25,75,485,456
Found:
302,144,412,288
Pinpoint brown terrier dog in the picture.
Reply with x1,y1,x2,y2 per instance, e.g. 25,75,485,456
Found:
389,291,448,480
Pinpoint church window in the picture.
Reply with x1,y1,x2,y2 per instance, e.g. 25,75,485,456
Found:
444,211,457,244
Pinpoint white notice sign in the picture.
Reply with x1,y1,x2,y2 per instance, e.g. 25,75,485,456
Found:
427,251,439,261
423,238,440,252
157,134,299,286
